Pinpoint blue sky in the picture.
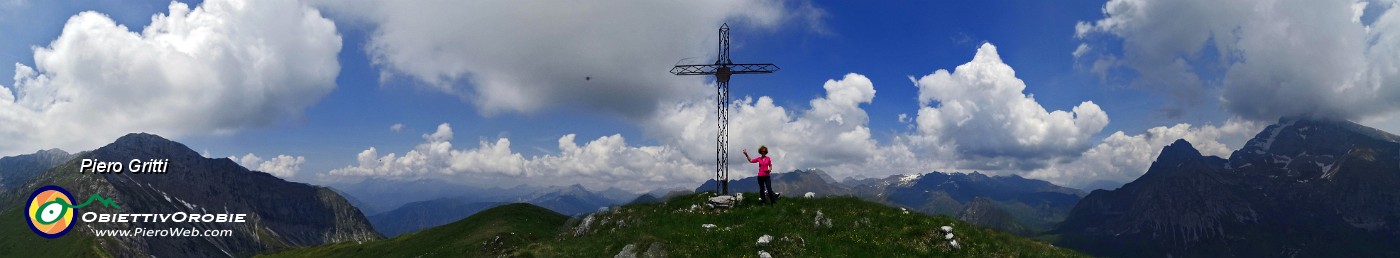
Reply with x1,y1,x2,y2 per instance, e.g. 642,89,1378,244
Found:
2,0,1398,192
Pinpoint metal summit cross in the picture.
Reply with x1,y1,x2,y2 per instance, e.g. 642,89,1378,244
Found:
671,23,779,195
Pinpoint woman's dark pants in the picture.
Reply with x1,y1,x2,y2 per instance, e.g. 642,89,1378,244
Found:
757,175,775,205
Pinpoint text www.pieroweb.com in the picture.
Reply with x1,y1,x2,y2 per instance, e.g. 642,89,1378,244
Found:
92,227,234,237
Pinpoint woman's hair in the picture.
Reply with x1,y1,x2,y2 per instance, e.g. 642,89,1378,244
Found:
759,145,768,155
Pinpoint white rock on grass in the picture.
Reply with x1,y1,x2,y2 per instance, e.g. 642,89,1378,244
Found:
757,234,773,247
804,192,816,198
940,225,953,233
945,233,954,240
702,224,716,229
811,210,833,228
950,240,961,249
735,193,744,202
708,195,736,208
643,243,666,258
614,243,638,258
758,250,773,258
573,214,596,236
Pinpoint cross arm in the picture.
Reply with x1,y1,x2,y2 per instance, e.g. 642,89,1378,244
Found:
670,63,780,75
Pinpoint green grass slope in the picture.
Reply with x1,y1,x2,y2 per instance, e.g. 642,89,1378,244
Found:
260,203,567,258
266,193,1083,257
0,208,108,257
524,193,1081,257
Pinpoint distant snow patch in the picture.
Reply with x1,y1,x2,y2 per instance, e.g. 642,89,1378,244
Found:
899,173,922,185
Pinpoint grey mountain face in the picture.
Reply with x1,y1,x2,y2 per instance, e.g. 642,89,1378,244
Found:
1054,118,1400,257
329,187,379,216
4,133,381,257
0,148,72,192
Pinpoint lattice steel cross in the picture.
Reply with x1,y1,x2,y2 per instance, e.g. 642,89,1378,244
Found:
671,23,779,195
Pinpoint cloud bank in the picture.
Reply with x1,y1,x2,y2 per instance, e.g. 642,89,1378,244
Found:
327,43,1193,190
0,0,341,155
328,123,707,192
1028,119,1262,189
1076,0,1400,121
233,153,307,179
314,0,822,118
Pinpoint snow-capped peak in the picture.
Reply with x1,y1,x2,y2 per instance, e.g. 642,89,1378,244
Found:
1254,119,1297,152
899,173,922,185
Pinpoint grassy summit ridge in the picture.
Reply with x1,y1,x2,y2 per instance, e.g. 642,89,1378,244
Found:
260,203,567,257
264,193,1083,257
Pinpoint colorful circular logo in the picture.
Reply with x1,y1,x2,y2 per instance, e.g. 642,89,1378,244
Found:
27,185,75,239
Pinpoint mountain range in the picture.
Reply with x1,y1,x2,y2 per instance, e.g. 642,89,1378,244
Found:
329,178,524,214
333,177,639,213
855,170,1083,234
0,133,381,257
365,166,1077,239
694,168,854,196
697,168,1083,236
358,183,638,237
1053,118,1400,257
265,193,1084,257
0,148,72,193
7,117,1398,256
368,198,505,237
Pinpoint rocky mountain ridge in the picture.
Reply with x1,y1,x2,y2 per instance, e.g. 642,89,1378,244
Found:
1054,118,1400,257
0,133,382,257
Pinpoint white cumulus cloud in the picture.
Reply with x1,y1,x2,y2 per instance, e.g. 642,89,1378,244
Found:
328,123,708,192
1027,118,1263,189
0,0,341,155
642,73,937,180
232,153,307,179
326,73,933,189
313,0,822,118
1076,0,1400,122
910,42,1110,171
323,44,1129,189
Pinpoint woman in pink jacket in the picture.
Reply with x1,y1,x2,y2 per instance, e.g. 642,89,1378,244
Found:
744,145,775,206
